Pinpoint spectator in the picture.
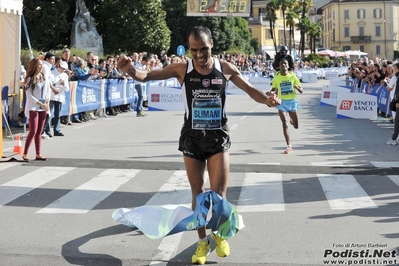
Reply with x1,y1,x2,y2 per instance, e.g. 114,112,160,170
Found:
20,61,26,82
71,58,97,123
48,61,70,137
22,58,50,161
42,52,56,138
131,52,147,117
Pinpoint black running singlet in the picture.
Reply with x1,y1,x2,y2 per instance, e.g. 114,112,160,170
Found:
181,59,228,130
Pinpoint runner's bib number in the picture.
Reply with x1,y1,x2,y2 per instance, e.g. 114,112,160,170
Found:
192,98,222,130
280,81,293,95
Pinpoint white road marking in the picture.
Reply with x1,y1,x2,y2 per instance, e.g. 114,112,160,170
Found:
371,161,399,168
0,167,74,207
36,169,140,213
317,174,377,210
237,172,285,212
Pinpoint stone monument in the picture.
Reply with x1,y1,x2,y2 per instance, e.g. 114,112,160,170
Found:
71,0,103,56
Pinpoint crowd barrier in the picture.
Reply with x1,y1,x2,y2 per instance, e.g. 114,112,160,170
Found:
2,68,353,124
295,67,348,82
349,77,392,116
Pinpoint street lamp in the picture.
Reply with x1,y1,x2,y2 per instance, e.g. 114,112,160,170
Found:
384,20,392,59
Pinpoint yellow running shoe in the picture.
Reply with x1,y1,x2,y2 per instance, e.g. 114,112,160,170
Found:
211,232,230,257
192,240,210,265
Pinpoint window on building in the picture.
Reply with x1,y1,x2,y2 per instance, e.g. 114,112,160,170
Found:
333,11,335,20
344,10,349,19
343,46,351,51
373,8,382,19
344,27,350,37
357,9,365,19
332,29,335,42
359,27,364,36
376,45,381,55
376,26,381,37
360,45,364,52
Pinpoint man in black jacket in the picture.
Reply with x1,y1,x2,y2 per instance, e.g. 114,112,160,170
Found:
272,45,294,72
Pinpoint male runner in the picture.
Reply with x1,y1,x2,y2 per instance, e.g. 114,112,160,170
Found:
118,26,280,264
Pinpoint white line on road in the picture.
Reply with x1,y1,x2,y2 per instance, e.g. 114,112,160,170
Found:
0,162,20,172
248,162,281,165
317,174,377,210
236,172,285,212
311,162,345,167
371,161,399,168
230,124,239,130
388,175,399,187
0,167,74,207
36,169,140,213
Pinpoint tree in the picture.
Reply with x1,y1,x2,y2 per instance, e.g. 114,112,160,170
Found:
93,0,171,55
278,0,292,47
298,0,312,56
285,10,298,55
162,0,254,55
265,0,279,53
21,0,75,51
307,22,322,53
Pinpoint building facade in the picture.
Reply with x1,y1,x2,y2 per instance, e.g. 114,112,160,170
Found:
249,0,301,58
320,0,399,60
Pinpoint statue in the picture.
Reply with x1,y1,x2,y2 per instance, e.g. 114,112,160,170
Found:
71,0,104,56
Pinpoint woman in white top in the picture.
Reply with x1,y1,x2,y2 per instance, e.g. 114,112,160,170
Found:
22,58,51,161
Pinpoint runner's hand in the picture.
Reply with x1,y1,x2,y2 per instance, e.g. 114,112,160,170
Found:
266,93,281,107
117,56,133,73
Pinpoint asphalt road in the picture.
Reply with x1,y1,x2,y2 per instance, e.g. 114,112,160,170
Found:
0,78,398,266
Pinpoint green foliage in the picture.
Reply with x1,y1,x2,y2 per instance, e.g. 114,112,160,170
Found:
93,0,171,55
22,0,75,51
21,0,255,57
162,1,254,56
302,53,330,66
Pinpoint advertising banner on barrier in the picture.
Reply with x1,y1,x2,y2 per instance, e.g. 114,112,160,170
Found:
329,78,350,89
336,93,377,119
375,85,391,115
71,80,104,114
147,86,184,111
324,71,339,80
320,85,350,106
60,83,72,117
106,79,137,107
301,72,318,83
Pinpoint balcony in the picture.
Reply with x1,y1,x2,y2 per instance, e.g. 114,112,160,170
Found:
248,15,268,25
351,36,371,43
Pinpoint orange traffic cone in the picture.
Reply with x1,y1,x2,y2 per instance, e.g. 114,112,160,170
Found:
13,135,23,155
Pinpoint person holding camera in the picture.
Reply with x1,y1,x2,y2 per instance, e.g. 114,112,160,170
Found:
272,45,294,72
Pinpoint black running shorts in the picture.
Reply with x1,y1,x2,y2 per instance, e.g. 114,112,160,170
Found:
178,125,231,161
